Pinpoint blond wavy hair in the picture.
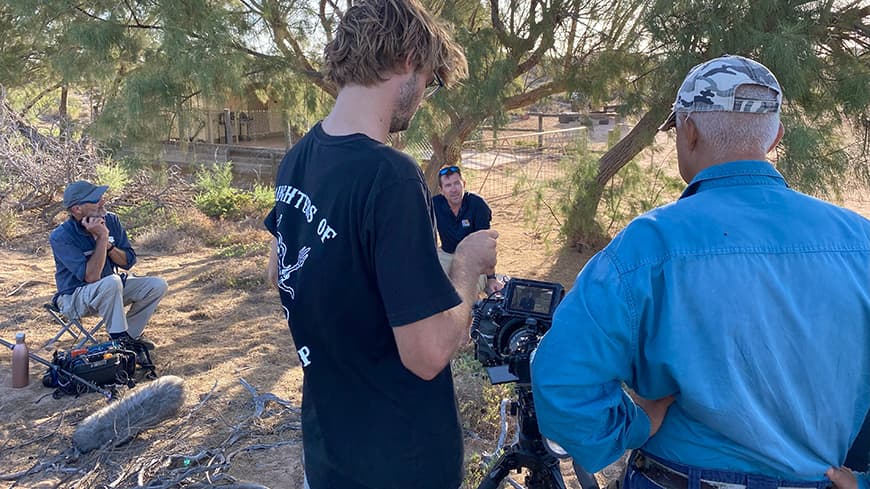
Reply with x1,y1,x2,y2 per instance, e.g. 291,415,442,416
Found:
324,0,468,88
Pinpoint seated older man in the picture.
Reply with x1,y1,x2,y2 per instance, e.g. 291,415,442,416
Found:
49,180,167,352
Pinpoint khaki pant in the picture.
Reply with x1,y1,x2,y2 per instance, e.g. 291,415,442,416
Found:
437,248,488,294
57,274,168,339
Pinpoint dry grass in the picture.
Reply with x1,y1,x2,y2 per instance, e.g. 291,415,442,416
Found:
0,182,593,488
1,156,868,489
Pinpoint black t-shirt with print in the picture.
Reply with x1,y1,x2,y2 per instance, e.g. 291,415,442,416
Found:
264,122,463,489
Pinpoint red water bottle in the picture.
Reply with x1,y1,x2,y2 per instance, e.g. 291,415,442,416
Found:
11,332,29,388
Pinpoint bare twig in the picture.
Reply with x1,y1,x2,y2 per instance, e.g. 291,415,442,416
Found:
3,376,301,488
239,378,299,417
226,440,301,463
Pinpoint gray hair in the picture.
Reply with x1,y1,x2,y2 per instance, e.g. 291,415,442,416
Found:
676,85,781,155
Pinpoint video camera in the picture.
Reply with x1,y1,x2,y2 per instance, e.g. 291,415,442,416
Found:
471,278,564,385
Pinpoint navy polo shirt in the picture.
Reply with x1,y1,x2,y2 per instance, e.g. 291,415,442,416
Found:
432,191,492,253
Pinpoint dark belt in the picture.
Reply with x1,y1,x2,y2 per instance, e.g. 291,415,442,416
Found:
633,453,719,489
632,453,830,489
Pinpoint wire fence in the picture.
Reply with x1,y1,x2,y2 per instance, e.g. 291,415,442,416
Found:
458,127,614,200
157,123,630,201
171,109,286,144
395,125,628,201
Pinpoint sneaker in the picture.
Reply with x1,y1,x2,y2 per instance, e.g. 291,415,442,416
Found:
108,331,133,342
108,331,155,350
135,348,153,368
135,336,156,351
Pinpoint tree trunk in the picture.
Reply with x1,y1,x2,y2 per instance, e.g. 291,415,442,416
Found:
563,179,607,249
595,108,665,185
59,84,69,141
59,85,68,120
424,118,479,190
565,107,668,249
425,136,463,190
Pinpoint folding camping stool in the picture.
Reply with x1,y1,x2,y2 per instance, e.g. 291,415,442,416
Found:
42,303,105,350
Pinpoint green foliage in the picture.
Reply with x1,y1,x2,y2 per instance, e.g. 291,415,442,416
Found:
776,110,852,200
598,156,684,234
520,140,684,248
194,162,244,219
0,208,19,242
114,201,166,233
641,0,870,195
95,160,131,197
558,147,607,247
452,349,512,441
251,183,275,213
557,0,869,246
607,125,622,148
193,162,273,220
462,452,490,489
214,241,270,259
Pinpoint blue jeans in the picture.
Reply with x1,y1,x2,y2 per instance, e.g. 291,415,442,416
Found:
623,451,832,489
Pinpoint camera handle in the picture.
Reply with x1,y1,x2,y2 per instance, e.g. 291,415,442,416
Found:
477,384,599,489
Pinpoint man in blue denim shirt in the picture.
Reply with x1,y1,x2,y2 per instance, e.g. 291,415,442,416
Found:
49,181,167,345
531,55,870,489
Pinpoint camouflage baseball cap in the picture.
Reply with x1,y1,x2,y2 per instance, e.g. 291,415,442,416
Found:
658,54,782,131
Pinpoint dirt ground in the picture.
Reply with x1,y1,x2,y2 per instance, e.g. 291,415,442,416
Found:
1,149,869,489
0,184,597,489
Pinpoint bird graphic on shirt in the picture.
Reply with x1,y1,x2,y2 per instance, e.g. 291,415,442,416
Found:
276,231,311,300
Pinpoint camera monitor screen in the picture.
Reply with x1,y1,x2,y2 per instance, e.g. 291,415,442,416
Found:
508,283,556,315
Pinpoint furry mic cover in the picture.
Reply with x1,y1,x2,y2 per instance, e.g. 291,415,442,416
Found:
73,375,185,453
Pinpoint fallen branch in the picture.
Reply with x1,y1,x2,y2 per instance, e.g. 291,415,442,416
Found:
5,280,48,297
226,439,301,463
239,378,299,417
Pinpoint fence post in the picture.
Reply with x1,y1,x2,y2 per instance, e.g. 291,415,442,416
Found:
223,108,232,144
206,110,213,143
270,152,279,180
284,114,293,149
576,127,588,153
538,114,543,149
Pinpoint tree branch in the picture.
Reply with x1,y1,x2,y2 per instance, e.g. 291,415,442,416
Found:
490,0,523,50
19,82,64,116
74,5,162,29
503,82,567,111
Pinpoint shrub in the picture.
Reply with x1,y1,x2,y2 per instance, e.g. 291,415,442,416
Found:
95,160,132,197
251,183,275,212
0,208,19,242
193,163,274,220
517,140,684,249
194,162,243,219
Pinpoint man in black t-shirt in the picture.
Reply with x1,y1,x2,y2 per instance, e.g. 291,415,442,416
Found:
433,165,502,294
263,2,498,488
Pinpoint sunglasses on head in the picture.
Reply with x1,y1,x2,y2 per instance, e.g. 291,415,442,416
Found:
438,166,461,176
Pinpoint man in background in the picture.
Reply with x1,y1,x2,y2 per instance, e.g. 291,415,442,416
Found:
433,164,502,294
532,55,870,489
264,1,498,488
50,180,167,351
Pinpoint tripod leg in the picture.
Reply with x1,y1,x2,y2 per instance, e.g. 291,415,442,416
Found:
526,460,567,489
572,461,601,489
478,452,518,489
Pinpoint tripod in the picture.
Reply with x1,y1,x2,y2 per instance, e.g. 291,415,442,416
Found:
477,383,600,489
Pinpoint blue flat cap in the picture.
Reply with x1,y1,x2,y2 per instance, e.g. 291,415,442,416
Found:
63,180,108,208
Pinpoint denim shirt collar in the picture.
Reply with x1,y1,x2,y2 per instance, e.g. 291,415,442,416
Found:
680,160,788,199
